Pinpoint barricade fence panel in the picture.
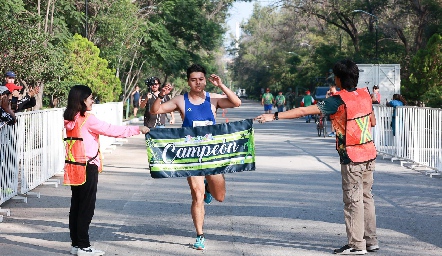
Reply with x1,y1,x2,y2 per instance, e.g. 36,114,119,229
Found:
90,102,124,151
1,102,124,207
16,109,65,194
0,124,19,205
373,105,442,172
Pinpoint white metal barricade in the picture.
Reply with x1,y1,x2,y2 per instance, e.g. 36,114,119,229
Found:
373,105,442,173
0,124,19,205
15,109,65,195
90,102,125,152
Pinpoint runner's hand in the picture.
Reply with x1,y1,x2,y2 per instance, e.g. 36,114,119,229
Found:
208,74,223,87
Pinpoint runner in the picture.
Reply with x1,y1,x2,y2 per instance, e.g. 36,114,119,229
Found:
149,64,241,250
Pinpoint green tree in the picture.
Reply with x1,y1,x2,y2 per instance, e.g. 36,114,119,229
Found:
406,33,442,108
65,34,121,103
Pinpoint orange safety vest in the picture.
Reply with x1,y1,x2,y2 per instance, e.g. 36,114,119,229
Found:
330,88,377,163
64,113,102,185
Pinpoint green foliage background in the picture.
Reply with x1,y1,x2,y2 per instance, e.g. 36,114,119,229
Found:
0,0,441,108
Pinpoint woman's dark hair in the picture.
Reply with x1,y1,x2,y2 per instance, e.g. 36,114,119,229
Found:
63,85,92,121
186,64,206,79
393,94,408,105
373,85,379,90
332,59,359,90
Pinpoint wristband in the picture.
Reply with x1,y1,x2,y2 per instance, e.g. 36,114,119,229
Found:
157,94,164,99
274,112,279,120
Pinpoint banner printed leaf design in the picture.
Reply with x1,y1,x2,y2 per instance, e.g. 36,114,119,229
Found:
145,119,255,178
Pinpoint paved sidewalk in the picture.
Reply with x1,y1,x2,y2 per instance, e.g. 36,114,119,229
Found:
1,100,442,255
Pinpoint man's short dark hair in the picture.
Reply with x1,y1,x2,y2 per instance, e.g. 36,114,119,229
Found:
332,59,359,90
187,64,206,79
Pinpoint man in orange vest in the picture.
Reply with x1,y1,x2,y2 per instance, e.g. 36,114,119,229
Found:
255,59,378,255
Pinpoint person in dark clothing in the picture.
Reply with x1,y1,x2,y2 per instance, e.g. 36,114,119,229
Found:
3,71,38,112
142,77,175,128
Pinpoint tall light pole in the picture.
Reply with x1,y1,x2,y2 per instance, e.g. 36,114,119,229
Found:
353,10,378,61
85,0,88,39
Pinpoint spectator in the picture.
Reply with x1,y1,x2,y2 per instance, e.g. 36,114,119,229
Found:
387,94,407,136
371,85,381,104
285,88,296,110
142,77,175,128
261,88,274,114
0,86,16,128
275,91,286,112
327,85,338,137
3,71,38,112
131,85,141,117
300,90,316,122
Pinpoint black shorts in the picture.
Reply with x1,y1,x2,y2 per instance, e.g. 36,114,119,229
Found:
133,100,140,108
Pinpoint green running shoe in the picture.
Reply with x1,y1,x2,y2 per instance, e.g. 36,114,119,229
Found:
193,235,205,250
204,179,213,204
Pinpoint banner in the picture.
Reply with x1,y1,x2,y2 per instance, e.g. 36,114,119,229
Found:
145,119,255,178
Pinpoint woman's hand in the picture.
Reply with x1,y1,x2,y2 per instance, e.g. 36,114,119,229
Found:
139,126,150,134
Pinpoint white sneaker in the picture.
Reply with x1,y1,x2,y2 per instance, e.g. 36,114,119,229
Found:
70,246,78,255
77,247,105,256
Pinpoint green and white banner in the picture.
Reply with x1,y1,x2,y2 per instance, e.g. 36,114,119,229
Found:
145,119,255,178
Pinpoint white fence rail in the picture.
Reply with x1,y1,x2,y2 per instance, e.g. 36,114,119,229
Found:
373,105,442,173
0,102,124,221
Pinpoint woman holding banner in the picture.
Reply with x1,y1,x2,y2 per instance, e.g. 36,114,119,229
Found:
150,64,241,250
63,85,150,256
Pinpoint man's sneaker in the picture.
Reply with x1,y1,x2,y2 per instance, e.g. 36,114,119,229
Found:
366,244,379,252
193,236,205,250
328,132,335,137
204,179,213,204
70,246,78,255
77,247,105,256
334,244,367,255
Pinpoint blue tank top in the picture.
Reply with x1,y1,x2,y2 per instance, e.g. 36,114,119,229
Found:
182,92,216,127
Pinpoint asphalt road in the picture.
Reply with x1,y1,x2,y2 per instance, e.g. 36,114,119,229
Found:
1,99,441,256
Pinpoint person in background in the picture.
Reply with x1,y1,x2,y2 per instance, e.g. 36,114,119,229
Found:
255,59,379,255
63,85,149,256
300,90,316,123
327,84,338,137
142,77,175,128
261,88,274,114
3,71,38,112
131,85,141,117
371,85,381,104
0,86,16,128
150,64,241,251
387,94,407,136
275,91,286,112
285,88,295,110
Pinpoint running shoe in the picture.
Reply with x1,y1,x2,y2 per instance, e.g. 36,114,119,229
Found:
204,179,213,204
193,235,205,250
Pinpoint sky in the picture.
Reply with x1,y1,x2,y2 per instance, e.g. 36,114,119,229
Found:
225,1,273,46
